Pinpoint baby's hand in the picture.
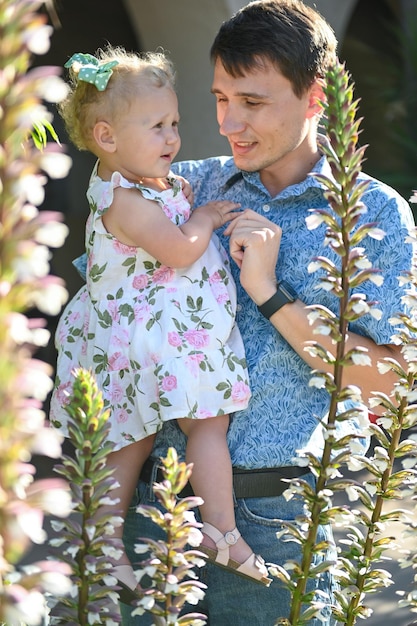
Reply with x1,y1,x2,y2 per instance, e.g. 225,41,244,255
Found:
176,175,194,206
195,200,241,230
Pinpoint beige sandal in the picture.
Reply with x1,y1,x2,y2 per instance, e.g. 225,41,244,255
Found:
199,522,272,587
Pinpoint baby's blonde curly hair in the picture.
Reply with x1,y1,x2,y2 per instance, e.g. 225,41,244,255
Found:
59,46,176,152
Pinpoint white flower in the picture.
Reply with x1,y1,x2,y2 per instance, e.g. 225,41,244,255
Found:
31,280,68,316
185,586,206,605
40,152,72,179
376,416,393,429
13,242,50,280
312,324,332,336
13,174,47,206
88,612,101,625
134,542,151,555
3,589,46,625
369,307,383,320
35,220,69,248
24,23,53,54
306,213,326,230
354,257,371,269
37,75,69,103
369,274,384,286
26,479,72,517
351,352,372,366
367,227,386,240
309,376,327,389
308,260,322,273
351,300,370,315
377,360,394,374
344,485,360,501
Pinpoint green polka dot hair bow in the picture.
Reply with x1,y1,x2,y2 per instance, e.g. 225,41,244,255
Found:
64,53,119,91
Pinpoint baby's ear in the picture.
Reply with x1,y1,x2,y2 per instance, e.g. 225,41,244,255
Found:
93,121,116,152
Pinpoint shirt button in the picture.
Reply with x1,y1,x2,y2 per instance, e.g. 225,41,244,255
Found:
263,203,270,212
236,304,242,312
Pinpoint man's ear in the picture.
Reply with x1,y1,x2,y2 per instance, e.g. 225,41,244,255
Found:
93,121,116,153
306,79,325,119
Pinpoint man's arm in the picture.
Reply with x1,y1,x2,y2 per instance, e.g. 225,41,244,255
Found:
224,209,405,413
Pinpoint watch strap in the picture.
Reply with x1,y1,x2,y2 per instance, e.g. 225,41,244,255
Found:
257,281,297,319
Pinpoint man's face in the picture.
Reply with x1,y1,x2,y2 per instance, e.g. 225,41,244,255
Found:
211,59,317,179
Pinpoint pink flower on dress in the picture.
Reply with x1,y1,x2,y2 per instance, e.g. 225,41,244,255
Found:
196,408,213,419
113,240,137,255
209,271,222,284
185,353,204,377
68,311,81,324
57,324,69,345
110,328,130,349
115,407,129,424
168,331,182,347
211,281,229,305
184,328,210,348
162,204,174,220
107,300,120,322
110,381,124,403
80,289,89,302
153,265,175,285
133,302,151,324
108,352,129,371
161,375,177,392
133,274,149,290
54,381,73,407
231,380,251,404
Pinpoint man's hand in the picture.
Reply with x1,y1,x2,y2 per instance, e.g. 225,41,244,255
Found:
224,209,281,304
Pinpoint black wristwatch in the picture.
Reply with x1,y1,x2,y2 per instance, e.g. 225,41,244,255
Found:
257,281,297,319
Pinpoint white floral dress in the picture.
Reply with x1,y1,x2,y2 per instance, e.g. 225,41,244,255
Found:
50,165,251,450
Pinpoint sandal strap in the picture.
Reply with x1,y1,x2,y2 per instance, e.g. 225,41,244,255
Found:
201,523,241,566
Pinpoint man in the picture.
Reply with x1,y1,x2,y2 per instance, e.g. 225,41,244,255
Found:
121,1,415,624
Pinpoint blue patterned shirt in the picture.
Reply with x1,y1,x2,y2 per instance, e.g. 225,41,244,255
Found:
147,152,415,469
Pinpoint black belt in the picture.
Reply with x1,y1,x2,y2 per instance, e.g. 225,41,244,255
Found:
140,457,310,499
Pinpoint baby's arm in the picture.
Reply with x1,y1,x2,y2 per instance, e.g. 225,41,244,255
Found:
102,187,241,268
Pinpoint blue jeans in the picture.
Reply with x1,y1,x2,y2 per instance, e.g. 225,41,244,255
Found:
121,472,337,626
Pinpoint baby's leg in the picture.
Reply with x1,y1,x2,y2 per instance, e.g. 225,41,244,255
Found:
102,435,155,592
177,416,252,565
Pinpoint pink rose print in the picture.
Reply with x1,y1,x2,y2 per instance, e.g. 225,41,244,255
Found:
133,274,149,290
184,328,210,348
58,325,69,344
211,281,229,304
115,407,129,424
68,311,81,324
209,271,222,284
161,375,177,392
153,265,175,285
113,240,137,255
168,331,182,348
134,302,151,324
185,353,204,377
162,204,174,220
56,381,73,405
110,381,124,403
197,408,213,419
231,380,251,404
108,352,130,371
107,300,120,322
80,289,88,302
110,328,130,349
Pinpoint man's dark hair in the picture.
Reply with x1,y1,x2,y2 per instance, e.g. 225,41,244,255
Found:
210,0,337,98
